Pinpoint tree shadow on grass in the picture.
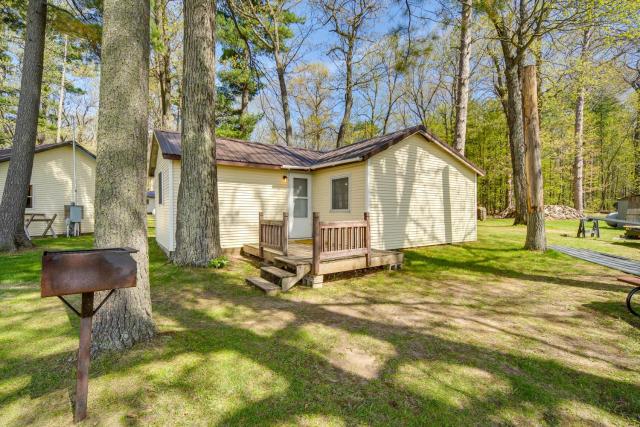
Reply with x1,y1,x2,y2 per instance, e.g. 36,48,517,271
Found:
3,247,640,425
146,281,640,426
403,250,631,294
584,300,640,330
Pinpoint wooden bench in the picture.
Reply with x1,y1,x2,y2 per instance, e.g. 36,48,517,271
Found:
24,213,57,238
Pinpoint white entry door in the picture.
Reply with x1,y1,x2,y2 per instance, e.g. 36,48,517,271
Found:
289,174,312,238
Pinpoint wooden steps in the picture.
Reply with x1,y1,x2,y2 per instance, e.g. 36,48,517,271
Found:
245,276,280,295
246,256,312,294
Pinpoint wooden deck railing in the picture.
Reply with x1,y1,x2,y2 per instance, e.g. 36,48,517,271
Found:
312,212,371,274
259,212,288,257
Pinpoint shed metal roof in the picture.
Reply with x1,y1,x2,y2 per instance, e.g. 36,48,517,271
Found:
0,141,95,163
152,125,485,176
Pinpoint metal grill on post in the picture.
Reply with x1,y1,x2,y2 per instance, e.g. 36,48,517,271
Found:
41,247,138,422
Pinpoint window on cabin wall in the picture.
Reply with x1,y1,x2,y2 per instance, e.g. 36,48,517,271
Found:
157,172,163,204
26,185,33,208
331,176,349,211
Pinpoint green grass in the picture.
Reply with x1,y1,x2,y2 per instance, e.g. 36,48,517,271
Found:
1,219,639,426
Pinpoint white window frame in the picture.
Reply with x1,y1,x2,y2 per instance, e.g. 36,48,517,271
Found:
330,174,351,213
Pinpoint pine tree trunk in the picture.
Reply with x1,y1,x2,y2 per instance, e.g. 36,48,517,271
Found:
0,0,47,252
522,65,546,251
173,0,221,266
503,57,528,225
336,44,354,148
91,0,154,355
573,85,585,213
453,0,472,155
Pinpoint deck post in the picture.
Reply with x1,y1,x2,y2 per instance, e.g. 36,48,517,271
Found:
282,212,289,256
312,212,320,275
258,212,264,259
364,212,371,268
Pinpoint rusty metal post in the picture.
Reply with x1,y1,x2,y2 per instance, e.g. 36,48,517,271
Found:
282,212,288,256
312,212,320,275
74,292,94,423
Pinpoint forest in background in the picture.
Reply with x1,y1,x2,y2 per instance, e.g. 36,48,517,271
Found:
1,0,639,213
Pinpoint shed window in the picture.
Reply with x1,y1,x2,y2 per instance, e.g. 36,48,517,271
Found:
331,177,349,211
26,185,33,208
157,172,163,205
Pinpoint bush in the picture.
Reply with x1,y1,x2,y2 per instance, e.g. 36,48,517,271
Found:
208,256,230,269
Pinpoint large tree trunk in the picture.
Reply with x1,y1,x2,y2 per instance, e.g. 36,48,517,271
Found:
453,0,472,155
522,65,546,250
572,85,586,213
336,44,354,148
503,56,528,225
173,0,221,266
274,54,293,146
91,0,154,355
0,0,47,252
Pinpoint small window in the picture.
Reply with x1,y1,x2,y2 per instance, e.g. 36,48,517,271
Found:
26,185,33,208
157,172,163,205
331,176,349,211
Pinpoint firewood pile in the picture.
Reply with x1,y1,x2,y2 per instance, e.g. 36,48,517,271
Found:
495,205,584,220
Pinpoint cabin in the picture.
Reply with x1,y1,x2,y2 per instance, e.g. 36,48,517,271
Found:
149,125,484,291
0,141,96,236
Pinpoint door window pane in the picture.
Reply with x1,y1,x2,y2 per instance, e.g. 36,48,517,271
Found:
331,177,349,210
294,198,308,218
293,178,308,197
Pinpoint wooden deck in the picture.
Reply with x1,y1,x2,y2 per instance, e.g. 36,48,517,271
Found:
243,240,403,280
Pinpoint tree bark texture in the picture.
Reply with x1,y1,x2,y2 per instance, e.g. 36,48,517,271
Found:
173,0,221,266
503,56,528,225
92,0,154,355
453,0,472,155
0,0,47,252
336,43,354,149
522,65,546,251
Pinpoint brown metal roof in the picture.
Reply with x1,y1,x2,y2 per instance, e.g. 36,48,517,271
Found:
153,125,484,176
0,141,96,163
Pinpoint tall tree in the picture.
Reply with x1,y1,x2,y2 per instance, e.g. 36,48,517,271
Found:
151,0,174,129
226,0,305,146
318,0,381,148
572,27,592,214
0,0,47,252
522,65,546,250
173,0,221,266
92,0,154,354
479,0,559,225
453,0,472,155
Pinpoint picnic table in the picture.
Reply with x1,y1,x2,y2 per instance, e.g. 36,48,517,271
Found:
24,213,57,238
550,245,640,317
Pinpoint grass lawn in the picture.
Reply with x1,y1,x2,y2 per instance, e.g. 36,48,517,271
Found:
1,219,639,426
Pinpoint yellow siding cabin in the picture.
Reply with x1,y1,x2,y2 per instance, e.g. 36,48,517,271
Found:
149,125,484,256
0,142,96,237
